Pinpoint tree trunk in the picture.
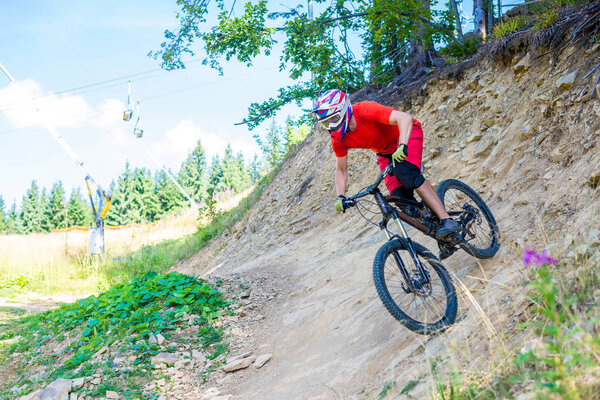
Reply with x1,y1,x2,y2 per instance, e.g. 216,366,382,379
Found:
449,0,464,43
474,0,487,39
393,0,443,86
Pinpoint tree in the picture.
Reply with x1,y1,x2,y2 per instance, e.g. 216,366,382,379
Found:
0,196,6,233
207,155,225,194
178,140,207,202
152,0,457,128
105,162,134,226
6,202,20,234
44,182,67,230
20,181,43,233
130,168,160,223
156,170,187,216
67,188,91,227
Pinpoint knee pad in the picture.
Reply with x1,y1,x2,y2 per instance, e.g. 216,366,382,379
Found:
393,161,425,191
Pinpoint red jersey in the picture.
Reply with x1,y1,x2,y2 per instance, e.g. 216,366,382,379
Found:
331,101,422,158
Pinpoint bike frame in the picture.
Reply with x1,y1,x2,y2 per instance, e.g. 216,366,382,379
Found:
346,166,431,291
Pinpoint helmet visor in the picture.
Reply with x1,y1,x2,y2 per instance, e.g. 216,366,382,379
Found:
317,113,342,130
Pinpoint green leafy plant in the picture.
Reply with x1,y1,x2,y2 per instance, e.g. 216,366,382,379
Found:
439,35,483,59
492,17,528,39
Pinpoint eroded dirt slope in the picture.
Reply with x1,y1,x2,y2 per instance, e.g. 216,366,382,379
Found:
175,39,600,399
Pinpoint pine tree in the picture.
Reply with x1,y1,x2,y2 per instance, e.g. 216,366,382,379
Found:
67,188,91,227
178,140,207,202
20,181,43,233
39,188,50,232
207,155,225,195
105,163,134,226
155,170,186,215
6,202,20,234
130,168,159,223
44,181,67,230
0,196,6,233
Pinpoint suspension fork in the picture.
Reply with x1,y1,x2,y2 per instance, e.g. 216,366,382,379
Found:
375,191,430,286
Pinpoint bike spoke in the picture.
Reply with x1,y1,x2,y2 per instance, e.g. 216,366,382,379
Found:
383,254,447,324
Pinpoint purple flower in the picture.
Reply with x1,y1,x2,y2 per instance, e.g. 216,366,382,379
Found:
522,248,558,266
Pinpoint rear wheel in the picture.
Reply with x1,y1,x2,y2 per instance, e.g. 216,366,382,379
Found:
373,240,457,334
436,179,500,259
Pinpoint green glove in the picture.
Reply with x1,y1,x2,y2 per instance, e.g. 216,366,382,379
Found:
334,196,346,212
391,144,408,167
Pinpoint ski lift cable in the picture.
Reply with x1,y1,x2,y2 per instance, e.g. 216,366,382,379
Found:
0,61,111,220
0,65,279,136
145,149,197,211
0,59,208,111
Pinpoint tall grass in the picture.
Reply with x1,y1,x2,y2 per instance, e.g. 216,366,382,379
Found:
432,239,600,399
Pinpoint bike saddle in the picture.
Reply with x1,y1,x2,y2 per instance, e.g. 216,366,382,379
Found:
384,195,424,209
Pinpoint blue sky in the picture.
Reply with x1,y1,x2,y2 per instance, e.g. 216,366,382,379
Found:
0,0,308,206
0,0,486,207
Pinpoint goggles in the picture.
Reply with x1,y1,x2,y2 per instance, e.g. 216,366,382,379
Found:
317,113,342,130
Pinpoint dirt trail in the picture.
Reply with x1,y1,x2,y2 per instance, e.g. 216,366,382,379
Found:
173,40,600,399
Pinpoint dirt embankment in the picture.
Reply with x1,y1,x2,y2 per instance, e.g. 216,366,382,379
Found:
174,34,600,399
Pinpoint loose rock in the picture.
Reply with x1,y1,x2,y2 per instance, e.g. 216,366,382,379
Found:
222,356,256,372
253,353,272,368
151,352,179,366
556,70,577,90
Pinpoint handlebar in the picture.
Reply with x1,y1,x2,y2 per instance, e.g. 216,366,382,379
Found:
342,165,392,211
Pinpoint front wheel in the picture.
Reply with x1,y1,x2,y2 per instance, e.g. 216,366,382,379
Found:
373,239,457,334
436,179,500,259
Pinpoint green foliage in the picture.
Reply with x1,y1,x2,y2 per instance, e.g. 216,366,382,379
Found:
152,0,461,128
0,195,6,232
202,0,276,72
534,10,559,30
492,17,528,39
178,140,208,203
67,188,92,227
439,35,483,60
43,181,67,231
0,273,230,396
20,181,43,233
433,242,600,399
377,380,396,398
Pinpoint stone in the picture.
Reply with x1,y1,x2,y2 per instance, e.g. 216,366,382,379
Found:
156,334,166,345
222,356,256,372
192,349,206,362
106,391,119,400
69,394,77,400
518,125,535,139
35,378,72,400
151,352,179,366
71,378,85,390
466,132,482,143
556,70,578,91
148,334,158,345
231,327,244,336
473,134,497,157
253,353,272,368
520,338,545,355
513,53,531,75
19,390,42,400
90,378,101,385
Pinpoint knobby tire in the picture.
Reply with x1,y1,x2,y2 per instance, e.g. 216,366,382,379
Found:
373,239,457,334
436,179,500,259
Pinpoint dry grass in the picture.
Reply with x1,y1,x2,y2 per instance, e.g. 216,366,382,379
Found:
0,188,253,297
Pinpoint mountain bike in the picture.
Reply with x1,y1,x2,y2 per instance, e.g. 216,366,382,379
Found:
342,165,500,334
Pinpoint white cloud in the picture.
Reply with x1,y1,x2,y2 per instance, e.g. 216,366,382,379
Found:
0,79,93,129
92,98,132,146
151,120,259,169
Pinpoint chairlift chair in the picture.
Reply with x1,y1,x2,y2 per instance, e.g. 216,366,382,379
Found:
123,80,133,121
133,100,143,138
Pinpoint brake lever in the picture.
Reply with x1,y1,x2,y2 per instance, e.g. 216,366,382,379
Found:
342,199,356,213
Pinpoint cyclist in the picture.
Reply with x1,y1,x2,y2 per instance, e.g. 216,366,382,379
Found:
312,89,461,241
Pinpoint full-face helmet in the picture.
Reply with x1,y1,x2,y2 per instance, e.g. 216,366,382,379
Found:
312,89,352,142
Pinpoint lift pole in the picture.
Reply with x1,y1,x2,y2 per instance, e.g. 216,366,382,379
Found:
0,61,110,255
